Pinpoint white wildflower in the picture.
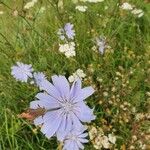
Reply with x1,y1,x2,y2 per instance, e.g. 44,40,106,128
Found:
130,145,135,149
76,5,88,12
135,113,145,121
94,136,103,149
132,9,143,15
65,49,76,58
81,0,104,3
24,0,38,9
131,9,144,18
108,134,116,144
89,126,98,140
59,42,76,58
92,46,97,52
103,91,108,97
146,92,150,96
58,0,63,9
12,10,18,17
139,141,146,150
94,144,102,150
68,69,86,83
120,2,133,10
59,44,67,53
24,1,35,9
76,69,86,78
30,80,34,84
120,2,144,18
0,11,4,15
68,75,75,83
101,136,110,149
132,135,137,141
89,127,116,150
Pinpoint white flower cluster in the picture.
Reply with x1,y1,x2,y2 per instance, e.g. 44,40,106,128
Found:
120,2,133,10
24,0,38,9
89,126,116,149
75,5,88,12
58,23,76,58
68,69,86,82
131,9,144,18
81,0,104,3
59,42,76,58
120,2,144,18
0,11,4,15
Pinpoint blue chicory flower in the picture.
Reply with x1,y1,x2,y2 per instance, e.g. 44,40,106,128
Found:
63,127,89,150
11,62,33,82
30,75,95,140
64,23,75,40
33,72,47,87
58,23,75,40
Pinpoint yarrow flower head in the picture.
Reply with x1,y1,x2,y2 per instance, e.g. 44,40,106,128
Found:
24,0,38,9
131,9,144,18
68,69,86,83
120,2,133,10
11,62,33,82
81,0,104,3
75,5,88,12
59,42,76,58
33,72,47,87
58,23,75,40
63,127,89,150
89,126,117,149
108,134,116,144
0,11,4,15
30,75,95,141
120,2,144,18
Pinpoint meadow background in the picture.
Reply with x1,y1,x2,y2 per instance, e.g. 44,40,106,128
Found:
0,0,150,149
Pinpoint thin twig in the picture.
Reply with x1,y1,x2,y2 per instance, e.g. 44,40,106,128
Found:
0,1,50,44
0,32,15,50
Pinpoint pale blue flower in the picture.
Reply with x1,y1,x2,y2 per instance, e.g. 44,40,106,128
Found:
30,75,95,140
33,72,46,87
58,23,75,40
64,23,75,40
63,127,88,150
11,62,33,82
96,37,106,55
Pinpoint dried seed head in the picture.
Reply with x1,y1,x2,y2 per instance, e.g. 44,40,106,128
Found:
18,108,46,121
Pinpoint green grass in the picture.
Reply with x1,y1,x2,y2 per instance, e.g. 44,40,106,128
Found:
0,0,150,149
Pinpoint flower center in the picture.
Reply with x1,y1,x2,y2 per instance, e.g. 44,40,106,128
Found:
69,134,78,141
62,101,73,113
